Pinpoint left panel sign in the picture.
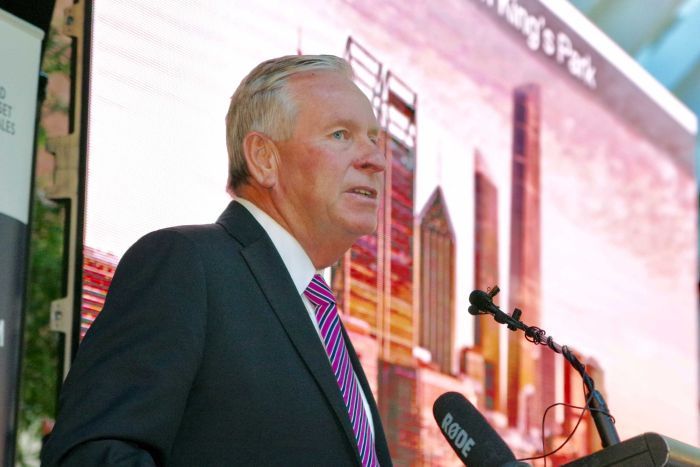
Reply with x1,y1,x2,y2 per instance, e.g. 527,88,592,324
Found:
0,7,44,466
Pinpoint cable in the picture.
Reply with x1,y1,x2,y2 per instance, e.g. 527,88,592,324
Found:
518,389,593,464
517,379,616,465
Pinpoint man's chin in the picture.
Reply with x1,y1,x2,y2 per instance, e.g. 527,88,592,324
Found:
347,221,379,240
330,212,380,241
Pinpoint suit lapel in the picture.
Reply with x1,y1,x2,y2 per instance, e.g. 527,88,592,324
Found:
217,202,363,465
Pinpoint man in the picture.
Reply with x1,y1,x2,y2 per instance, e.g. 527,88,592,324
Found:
41,55,392,466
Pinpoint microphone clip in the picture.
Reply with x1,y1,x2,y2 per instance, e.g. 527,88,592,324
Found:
506,308,522,330
486,285,500,299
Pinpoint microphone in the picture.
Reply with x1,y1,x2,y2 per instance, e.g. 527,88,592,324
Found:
433,392,525,466
468,289,502,315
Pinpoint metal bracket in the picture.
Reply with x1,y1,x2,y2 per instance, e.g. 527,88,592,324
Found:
49,297,73,334
46,0,86,379
62,2,84,39
45,133,79,200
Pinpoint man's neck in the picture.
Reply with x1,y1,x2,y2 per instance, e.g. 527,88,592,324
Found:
233,188,351,269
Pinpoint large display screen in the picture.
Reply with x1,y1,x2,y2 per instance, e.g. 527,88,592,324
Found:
82,0,698,463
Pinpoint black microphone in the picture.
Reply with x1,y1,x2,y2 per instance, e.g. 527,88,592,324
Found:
468,289,502,315
433,391,525,466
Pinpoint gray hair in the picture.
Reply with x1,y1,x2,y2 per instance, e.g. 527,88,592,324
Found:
225,54,354,192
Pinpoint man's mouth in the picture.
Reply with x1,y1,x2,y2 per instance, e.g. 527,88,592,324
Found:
349,187,378,199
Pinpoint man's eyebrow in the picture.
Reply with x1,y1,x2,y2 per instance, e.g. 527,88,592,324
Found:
328,118,381,134
328,118,358,128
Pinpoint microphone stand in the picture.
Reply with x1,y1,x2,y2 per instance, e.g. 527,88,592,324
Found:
469,286,621,448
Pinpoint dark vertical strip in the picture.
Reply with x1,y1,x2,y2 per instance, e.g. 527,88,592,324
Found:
71,0,93,364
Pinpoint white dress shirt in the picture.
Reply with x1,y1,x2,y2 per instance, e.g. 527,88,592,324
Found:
236,197,374,436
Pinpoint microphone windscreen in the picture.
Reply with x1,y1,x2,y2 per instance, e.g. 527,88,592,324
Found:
433,391,516,466
469,289,494,311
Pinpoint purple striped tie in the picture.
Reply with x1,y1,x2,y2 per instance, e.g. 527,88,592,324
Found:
304,274,379,467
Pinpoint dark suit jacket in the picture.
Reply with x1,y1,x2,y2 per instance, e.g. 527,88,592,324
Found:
41,201,392,466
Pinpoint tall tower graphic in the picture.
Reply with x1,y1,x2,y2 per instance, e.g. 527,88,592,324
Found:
507,84,549,430
418,187,456,375
473,150,501,411
380,71,417,367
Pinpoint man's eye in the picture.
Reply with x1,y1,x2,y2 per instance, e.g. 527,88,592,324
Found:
332,130,347,140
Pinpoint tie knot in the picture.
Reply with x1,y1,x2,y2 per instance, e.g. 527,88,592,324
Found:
304,274,335,307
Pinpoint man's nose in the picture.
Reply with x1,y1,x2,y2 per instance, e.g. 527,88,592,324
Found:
356,139,386,173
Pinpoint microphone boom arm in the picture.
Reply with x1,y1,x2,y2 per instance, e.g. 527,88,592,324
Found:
468,286,621,448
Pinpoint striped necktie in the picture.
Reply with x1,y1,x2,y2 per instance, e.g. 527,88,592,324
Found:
304,274,379,467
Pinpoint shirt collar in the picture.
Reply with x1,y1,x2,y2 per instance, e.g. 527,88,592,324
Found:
235,197,316,294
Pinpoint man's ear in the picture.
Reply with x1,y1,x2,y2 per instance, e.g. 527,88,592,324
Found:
243,131,279,188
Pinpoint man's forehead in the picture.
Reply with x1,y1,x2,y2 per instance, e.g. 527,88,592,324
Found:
288,72,377,121
314,102,380,130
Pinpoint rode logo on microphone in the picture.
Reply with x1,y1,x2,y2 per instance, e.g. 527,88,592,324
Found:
441,412,476,457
